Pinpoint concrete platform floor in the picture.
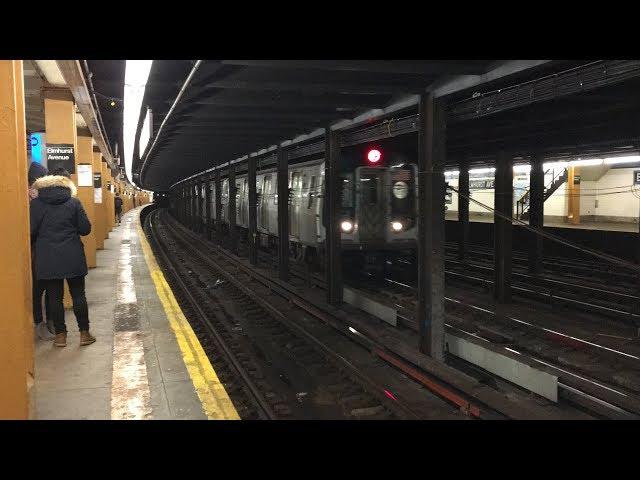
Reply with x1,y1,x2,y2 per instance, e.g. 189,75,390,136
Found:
445,211,639,232
32,208,210,420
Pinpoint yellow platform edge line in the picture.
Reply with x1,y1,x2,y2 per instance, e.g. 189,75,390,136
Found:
136,214,240,420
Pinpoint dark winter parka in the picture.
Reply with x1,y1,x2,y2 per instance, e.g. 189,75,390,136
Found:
30,175,91,280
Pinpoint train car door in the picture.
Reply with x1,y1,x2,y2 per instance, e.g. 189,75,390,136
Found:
221,179,229,222
355,167,388,242
290,171,302,239
237,178,246,227
259,175,272,232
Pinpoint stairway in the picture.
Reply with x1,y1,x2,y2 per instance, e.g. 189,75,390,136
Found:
516,168,568,221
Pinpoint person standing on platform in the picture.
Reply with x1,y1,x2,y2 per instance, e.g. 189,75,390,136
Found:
114,192,123,225
28,161,55,340
30,169,96,347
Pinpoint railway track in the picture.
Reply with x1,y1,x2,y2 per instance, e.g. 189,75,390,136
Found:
145,208,472,420
444,242,639,288
168,212,635,419
371,279,640,419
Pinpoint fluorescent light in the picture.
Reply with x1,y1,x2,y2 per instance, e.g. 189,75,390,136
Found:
123,60,153,186
513,164,531,173
444,170,460,176
35,60,66,87
543,161,568,171
469,167,496,174
570,158,603,167
139,108,152,158
604,156,640,165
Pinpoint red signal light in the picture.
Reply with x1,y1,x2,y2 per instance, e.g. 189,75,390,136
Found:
367,149,381,163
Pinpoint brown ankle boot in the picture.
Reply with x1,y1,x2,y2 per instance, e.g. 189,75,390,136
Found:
80,331,96,346
54,332,67,347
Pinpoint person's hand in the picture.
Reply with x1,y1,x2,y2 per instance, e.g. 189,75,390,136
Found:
28,187,38,200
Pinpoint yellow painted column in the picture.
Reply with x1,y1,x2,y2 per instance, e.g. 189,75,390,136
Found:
107,167,115,230
567,166,580,225
14,61,34,389
92,150,105,249
103,162,113,233
0,60,31,419
76,134,97,268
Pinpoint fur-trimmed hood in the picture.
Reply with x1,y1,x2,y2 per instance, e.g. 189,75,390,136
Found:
33,175,77,197
32,175,77,205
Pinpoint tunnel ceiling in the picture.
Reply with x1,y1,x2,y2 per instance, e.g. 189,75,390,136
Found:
134,60,510,191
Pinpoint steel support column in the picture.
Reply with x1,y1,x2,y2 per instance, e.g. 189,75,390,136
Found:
190,182,195,230
277,147,289,281
494,152,513,303
458,161,470,261
214,169,222,238
248,156,258,265
417,93,446,360
195,181,201,232
528,154,544,274
205,176,212,239
228,165,237,254
324,127,343,305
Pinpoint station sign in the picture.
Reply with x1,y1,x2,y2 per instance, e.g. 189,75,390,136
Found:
573,175,581,185
46,144,75,174
93,172,102,188
470,179,495,190
634,170,640,185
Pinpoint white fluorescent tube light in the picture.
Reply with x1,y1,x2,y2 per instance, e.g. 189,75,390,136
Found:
123,60,153,186
513,165,531,173
444,170,460,176
570,158,603,167
469,167,496,174
603,156,640,165
543,161,568,171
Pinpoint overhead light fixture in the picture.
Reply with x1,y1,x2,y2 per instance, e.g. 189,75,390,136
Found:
469,167,496,174
513,165,531,173
604,155,640,165
570,158,603,167
123,60,153,187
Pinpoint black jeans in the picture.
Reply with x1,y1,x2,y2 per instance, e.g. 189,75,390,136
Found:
116,209,122,223
32,262,50,324
43,276,89,334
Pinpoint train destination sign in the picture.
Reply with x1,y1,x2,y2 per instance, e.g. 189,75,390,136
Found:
46,144,75,174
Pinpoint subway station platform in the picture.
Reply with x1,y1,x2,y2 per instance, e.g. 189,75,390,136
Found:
445,211,639,232
32,207,238,420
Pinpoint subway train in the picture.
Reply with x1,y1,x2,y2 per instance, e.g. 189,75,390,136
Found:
180,145,419,268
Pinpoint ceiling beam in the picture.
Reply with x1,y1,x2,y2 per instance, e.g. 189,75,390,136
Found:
198,79,426,95
56,60,115,168
220,60,489,75
174,93,389,109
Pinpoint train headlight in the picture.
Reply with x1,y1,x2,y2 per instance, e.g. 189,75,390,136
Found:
391,221,403,232
341,220,354,233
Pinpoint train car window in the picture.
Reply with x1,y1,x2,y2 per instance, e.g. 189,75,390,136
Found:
308,176,316,209
340,174,354,208
360,174,379,205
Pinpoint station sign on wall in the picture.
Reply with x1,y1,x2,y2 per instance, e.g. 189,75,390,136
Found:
470,179,495,190
634,170,640,185
46,144,75,174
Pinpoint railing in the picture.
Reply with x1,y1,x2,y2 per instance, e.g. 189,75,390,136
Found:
516,168,567,220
